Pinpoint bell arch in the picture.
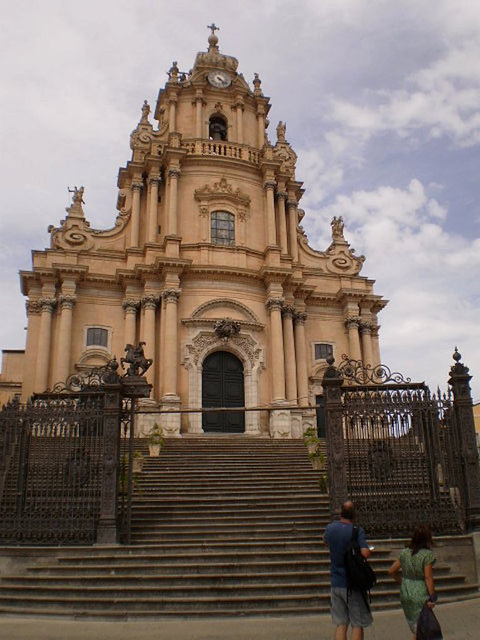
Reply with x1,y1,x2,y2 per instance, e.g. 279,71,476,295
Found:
183,330,264,435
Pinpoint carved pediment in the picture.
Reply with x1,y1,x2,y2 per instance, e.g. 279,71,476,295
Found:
194,178,251,208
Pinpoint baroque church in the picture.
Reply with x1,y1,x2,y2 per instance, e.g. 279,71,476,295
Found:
0,27,387,438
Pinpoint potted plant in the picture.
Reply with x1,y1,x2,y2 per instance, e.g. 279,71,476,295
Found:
308,449,325,471
303,426,320,454
148,422,165,457
318,471,328,493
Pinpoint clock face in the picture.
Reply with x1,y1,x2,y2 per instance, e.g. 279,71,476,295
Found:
208,70,232,88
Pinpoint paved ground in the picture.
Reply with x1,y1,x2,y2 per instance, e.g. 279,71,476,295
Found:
0,597,479,640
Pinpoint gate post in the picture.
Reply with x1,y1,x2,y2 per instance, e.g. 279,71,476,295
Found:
322,357,347,516
96,372,123,545
448,348,480,531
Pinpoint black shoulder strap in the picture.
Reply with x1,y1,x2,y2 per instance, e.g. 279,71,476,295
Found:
351,524,359,543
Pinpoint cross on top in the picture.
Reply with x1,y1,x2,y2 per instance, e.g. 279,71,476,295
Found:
207,23,219,35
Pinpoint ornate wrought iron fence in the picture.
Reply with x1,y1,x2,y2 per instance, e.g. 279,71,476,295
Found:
323,351,480,536
0,356,151,545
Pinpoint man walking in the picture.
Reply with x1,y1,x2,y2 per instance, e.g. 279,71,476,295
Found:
324,500,373,640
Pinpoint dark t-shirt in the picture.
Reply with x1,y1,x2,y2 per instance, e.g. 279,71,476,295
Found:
324,520,369,588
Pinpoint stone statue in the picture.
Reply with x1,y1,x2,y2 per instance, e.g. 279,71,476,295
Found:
331,216,345,240
121,342,153,377
276,121,286,142
69,186,85,205
141,100,150,123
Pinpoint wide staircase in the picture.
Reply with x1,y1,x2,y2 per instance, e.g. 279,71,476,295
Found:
0,436,477,617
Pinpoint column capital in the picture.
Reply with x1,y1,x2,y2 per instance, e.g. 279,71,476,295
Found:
266,297,284,312
281,304,295,318
286,199,297,209
26,300,42,316
131,181,143,192
345,316,361,330
59,295,76,310
122,298,140,313
293,310,307,325
141,294,160,310
276,191,288,200
148,175,162,187
39,297,57,313
263,180,277,191
168,167,181,179
359,321,374,335
162,288,181,303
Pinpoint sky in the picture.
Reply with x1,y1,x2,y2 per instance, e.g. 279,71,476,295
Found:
1,0,479,401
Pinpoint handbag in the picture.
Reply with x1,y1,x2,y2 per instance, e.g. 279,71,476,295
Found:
416,601,443,640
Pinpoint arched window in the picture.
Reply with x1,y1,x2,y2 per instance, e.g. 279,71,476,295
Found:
209,115,228,141
211,211,235,246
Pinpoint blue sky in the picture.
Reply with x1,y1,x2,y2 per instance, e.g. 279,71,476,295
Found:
1,0,479,400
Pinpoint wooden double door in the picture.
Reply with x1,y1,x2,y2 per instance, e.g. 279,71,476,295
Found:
202,351,245,433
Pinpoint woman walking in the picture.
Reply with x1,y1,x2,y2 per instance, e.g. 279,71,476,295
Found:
388,524,437,639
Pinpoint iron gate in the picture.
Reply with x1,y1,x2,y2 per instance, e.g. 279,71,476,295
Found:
323,351,480,536
0,359,151,545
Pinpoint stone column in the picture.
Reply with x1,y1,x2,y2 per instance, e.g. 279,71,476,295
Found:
55,294,76,385
287,199,299,262
162,289,181,398
130,182,143,247
264,180,277,247
34,297,57,392
266,298,286,402
294,311,309,406
167,168,180,236
169,97,177,132
276,191,288,255
122,299,139,346
22,299,42,400
146,176,161,243
257,108,266,147
235,99,244,144
141,295,159,388
371,324,381,367
360,322,374,367
345,317,362,362
194,94,204,138
282,305,297,403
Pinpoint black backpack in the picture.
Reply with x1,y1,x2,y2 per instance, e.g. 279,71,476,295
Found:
344,525,377,606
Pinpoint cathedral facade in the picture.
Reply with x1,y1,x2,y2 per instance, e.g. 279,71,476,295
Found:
0,29,386,437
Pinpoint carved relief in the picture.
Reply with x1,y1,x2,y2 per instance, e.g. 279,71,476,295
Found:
214,318,241,341
194,177,250,208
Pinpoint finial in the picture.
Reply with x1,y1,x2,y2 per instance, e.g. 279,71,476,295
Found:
253,73,263,96
453,347,461,362
207,22,219,50
140,100,150,124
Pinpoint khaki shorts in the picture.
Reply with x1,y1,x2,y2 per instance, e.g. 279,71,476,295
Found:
330,587,373,628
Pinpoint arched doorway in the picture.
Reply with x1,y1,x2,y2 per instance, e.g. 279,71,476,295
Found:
202,351,245,433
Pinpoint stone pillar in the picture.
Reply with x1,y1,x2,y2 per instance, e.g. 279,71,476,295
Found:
257,109,266,148
371,324,381,366
162,289,181,398
146,176,161,243
264,180,277,247
276,191,288,254
360,322,374,367
448,350,480,531
294,311,309,406
195,94,204,138
235,99,244,143
345,317,362,362
22,299,42,400
167,168,180,236
130,182,143,247
266,297,286,402
169,97,177,132
141,295,159,388
287,199,299,262
54,294,76,385
34,297,57,392
122,299,139,346
282,305,298,403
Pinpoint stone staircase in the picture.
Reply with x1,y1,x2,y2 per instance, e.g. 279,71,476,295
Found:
0,436,477,617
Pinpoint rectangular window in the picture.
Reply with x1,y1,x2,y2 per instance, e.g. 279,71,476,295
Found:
314,343,333,360
86,327,108,348
211,211,235,246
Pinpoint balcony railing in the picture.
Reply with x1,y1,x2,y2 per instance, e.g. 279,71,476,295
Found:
182,140,261,165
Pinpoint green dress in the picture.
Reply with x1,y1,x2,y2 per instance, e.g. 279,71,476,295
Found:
399,547,435,623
